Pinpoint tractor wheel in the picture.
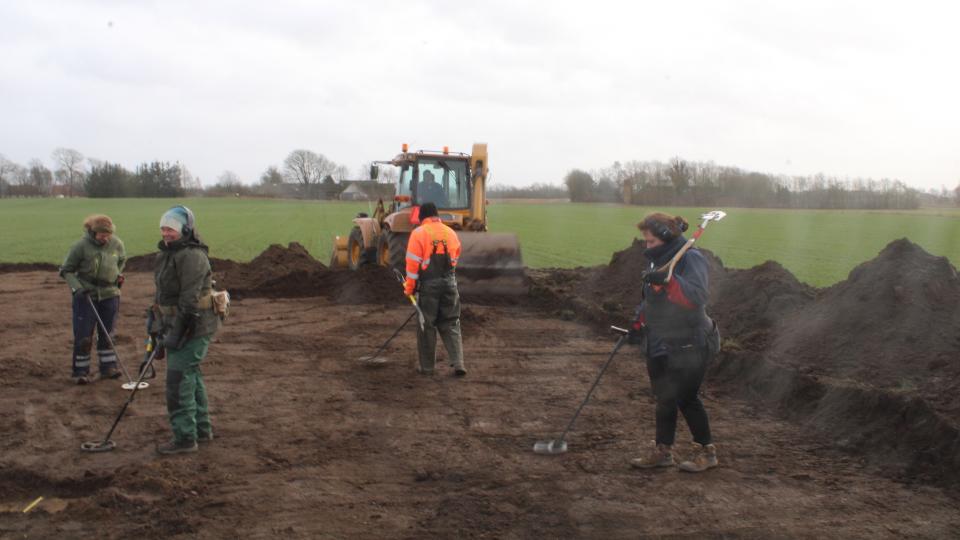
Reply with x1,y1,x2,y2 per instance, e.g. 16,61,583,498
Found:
347,227,373,271
382,230,409,273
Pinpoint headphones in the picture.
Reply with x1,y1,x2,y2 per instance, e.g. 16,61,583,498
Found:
644,217,688,242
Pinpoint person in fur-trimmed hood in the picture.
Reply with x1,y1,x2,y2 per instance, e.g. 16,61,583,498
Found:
59,214,126,384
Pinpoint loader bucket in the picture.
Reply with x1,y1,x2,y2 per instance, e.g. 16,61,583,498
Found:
457,232,524,279
329,235,349,268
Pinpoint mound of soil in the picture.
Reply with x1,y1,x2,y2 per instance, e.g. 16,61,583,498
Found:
710,261,816,347
124,252,239,273
0,262,58,273
773,239,960,405
213,242,404,304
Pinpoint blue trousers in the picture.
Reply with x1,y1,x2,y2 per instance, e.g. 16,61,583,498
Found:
71,295,120,376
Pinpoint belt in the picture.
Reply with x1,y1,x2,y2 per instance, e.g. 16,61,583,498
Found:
158,294,213,316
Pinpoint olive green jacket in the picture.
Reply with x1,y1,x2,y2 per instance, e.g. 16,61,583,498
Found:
60,233,126,300
153,234,220,338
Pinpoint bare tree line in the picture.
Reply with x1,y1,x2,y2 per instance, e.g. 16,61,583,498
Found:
561,158,959,210
0,147,393,199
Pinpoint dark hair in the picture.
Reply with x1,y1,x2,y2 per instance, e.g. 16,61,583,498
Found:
419,202,439,219
638,212,689,242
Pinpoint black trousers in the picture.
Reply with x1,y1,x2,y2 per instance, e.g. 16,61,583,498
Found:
646,346,712,446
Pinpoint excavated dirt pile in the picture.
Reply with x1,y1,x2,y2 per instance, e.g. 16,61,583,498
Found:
526,237,960,486
216,242,403,304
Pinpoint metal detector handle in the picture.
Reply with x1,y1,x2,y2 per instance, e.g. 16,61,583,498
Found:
408,295,426,332
555,334,628,445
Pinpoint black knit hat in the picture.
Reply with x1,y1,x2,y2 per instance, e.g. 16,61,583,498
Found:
419,202,439,219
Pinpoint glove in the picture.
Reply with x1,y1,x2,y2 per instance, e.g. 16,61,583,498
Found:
403,278,416,297
117,274,125,289
160,312,197,350
642,269,669,285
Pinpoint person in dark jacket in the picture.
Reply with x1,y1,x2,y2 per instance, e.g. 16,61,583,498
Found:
60,214,126,384
628,213,720,473
152,206,220,455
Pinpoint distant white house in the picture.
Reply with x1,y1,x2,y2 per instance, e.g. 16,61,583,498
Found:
339,181,395,201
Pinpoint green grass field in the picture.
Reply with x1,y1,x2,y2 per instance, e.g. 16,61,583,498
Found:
1,198,958,286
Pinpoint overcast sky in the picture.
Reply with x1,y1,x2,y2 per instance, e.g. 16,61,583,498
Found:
2,0,958,190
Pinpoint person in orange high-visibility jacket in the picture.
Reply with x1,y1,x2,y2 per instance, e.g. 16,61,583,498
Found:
404,202,467,377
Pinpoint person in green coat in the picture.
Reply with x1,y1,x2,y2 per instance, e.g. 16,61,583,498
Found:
59,214,126,384
151,205,220,455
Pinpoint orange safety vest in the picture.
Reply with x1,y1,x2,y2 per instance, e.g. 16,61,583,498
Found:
404,217,461,294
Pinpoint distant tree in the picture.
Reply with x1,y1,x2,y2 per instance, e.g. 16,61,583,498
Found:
135,161,184,197
260,165,284,185
0,155,18,197
217,170,241,185
564,169,595,202
27,159,53,195
86,162,134,198
51,147,86,197
333,164,350,182
283,149,336,198
667,157,690,195
954,182,960,207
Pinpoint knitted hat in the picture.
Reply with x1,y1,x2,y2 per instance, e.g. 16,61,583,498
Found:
83,214,115,234
160,206,194,234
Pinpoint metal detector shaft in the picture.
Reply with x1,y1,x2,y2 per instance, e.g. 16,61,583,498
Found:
85,294,134,384
94,345,161,447
553,335,628,446
368,310,417,360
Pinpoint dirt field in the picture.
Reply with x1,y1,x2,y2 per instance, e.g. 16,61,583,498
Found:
2,241,959,538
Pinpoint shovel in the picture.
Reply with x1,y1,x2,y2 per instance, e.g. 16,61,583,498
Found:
655,210,727,282
534,327,629,455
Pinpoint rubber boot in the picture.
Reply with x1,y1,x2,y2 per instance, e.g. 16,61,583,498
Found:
197,431,214,443
156,439,198,455
100,365,121,380
678,443,718,472
630,442,674,469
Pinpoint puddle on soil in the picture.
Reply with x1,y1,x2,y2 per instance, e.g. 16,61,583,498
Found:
0,497,70,514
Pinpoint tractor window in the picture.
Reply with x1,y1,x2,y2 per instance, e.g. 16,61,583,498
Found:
415,159,469,209
397,165,414,203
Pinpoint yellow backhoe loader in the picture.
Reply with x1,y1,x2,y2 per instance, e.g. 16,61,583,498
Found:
330,143,523,286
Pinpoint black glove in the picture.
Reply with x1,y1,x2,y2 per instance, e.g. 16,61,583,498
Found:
161,312,197,350
642,269,669,285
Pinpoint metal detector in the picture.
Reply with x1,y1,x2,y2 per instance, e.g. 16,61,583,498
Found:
80,344,162,453
533,327,629,455
84,295,149,390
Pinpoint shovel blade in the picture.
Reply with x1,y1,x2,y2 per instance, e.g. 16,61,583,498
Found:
701,210,727,222
533,440,568,455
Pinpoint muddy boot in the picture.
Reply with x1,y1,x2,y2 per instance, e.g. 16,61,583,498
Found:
156,439,198,455
197,431,214,443
100,365,121,380
630,442,674,469
678,443,718,473
416,366,435,376
453,364,467,377
72,374,92,385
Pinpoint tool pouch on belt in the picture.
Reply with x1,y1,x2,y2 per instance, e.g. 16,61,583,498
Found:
212,290,231,321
